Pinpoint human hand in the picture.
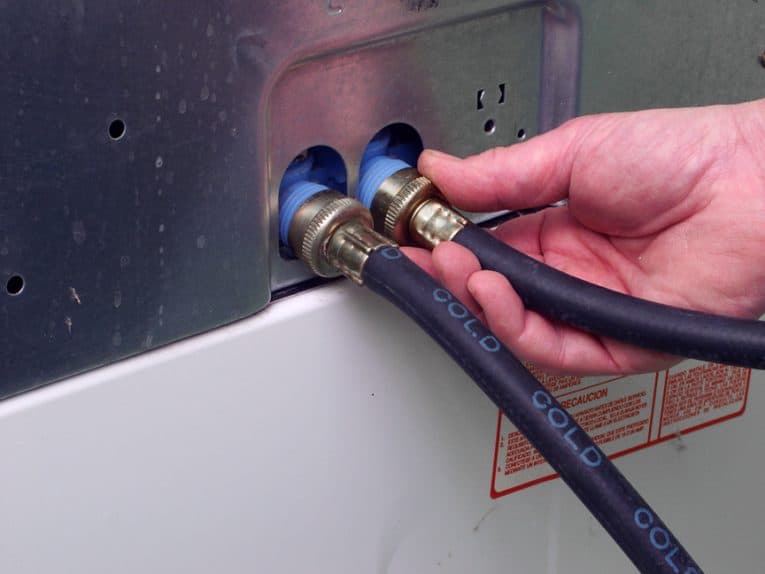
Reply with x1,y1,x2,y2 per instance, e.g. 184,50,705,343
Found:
405,100,765,375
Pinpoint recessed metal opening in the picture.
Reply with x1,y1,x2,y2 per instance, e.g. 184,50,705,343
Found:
362,123,425,170
279,146,347,259
477,89,486,110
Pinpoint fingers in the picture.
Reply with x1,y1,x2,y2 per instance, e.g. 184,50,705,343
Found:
431,242,482,315
467,270,658,375
427,243,623,373
417,117,592,212
404,243,483,314
400,246,437,278
408,239,674,374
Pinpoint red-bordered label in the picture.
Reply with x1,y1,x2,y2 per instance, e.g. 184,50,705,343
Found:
490,361,751,499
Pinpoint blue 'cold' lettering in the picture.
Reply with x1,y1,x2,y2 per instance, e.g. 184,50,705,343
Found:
651,527,671,550
479,336,501,353
634,507,683,573
547,408,568,429
463,318,479,337
532,390,552,409
381,247,402,260
433,288,452,303
448,302,469,319
635,507,653,529
564,426,580,451
579,446,602,467
432,288,501,353
532,389,602,468
664,547,680,572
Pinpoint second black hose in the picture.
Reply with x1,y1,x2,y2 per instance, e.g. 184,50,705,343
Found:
362,246,702,574
455,222,765,369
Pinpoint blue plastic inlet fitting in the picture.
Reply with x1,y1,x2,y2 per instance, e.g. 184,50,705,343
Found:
279,152,330,247
358,156,411,209
280,149,353,248
358,128,420,208
360,130,392,168
280,153,314,189
279,181,329,246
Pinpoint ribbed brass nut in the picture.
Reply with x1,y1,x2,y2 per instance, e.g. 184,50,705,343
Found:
369,167,468,248
288,189,393,283
370,168,439,245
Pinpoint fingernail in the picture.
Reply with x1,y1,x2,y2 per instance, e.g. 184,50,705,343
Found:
466,274,480,298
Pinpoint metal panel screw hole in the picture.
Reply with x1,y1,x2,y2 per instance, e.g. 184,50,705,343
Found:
6,275,24,296
108,118,126,141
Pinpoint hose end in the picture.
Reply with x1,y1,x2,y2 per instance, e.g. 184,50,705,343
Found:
368,167,469,248
410,198,471,250
287,190,392,284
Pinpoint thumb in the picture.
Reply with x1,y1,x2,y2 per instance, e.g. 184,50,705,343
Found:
417,116,594,213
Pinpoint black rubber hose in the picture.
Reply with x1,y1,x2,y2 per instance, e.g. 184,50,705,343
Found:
455,223,765,369
363,246,702,574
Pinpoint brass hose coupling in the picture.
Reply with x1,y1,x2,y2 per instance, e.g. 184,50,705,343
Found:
288,189,394,285
370,168,468,249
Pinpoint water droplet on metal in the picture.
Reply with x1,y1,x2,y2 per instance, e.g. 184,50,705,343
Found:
72,221,87,245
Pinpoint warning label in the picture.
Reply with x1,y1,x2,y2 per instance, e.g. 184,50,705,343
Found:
491,361,751,498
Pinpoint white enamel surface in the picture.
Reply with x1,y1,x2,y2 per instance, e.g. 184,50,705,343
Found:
1,284,763,573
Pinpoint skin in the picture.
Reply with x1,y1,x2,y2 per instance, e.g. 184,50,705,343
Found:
404,100,765,375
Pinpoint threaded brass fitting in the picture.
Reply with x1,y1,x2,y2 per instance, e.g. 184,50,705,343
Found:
288,189,393,284
369,168,468,249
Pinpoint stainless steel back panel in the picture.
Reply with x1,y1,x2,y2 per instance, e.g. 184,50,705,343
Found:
12,0,762,398
268,4,577,289
1,0,269,396
1,1,578,397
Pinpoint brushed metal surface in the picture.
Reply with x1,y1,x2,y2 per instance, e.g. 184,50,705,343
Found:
267,3,574,290
0,0,269,397
0,1,576,398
